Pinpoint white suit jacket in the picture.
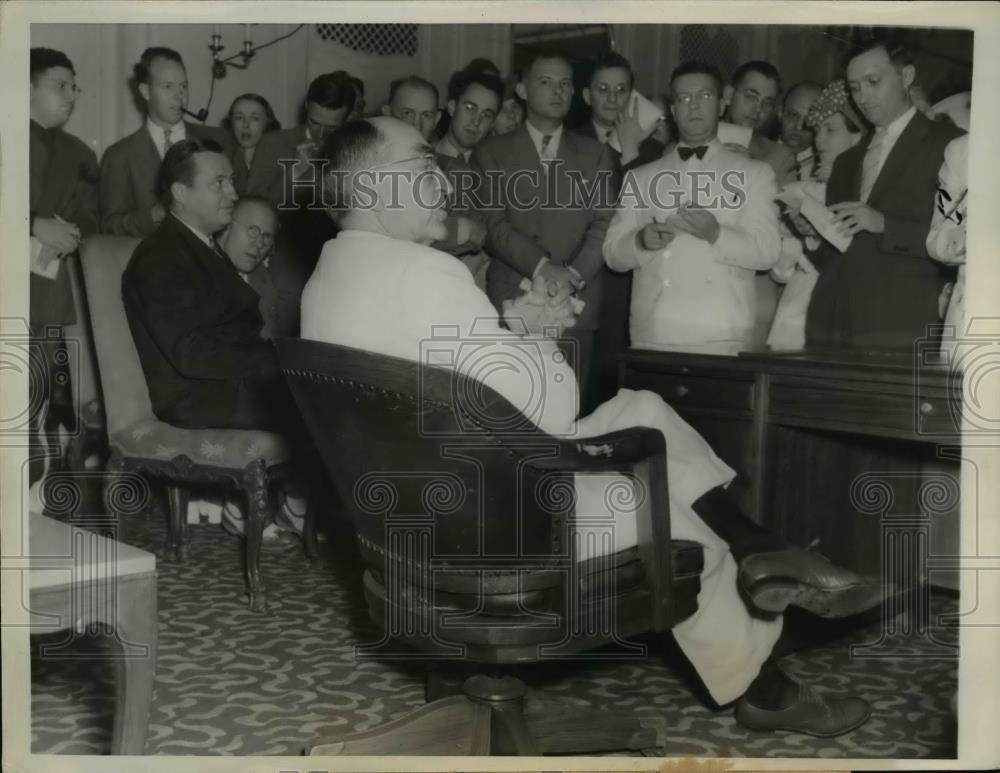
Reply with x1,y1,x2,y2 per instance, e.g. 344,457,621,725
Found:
603,139,780,352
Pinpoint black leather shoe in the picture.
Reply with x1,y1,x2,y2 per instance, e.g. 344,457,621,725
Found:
738,548,888,618
735,685,872,737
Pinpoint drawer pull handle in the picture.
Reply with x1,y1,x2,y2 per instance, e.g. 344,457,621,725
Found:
675,385,689,398
920,401,935,415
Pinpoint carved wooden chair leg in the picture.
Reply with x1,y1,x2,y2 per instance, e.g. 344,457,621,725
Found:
242,459,269,613
165,484,189,562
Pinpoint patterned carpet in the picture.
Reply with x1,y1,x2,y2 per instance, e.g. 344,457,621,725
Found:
30,506,959,758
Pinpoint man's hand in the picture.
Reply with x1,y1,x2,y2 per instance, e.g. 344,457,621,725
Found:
638,219,678,251
673,205,721,244
503,276,577,336
536,261,584,296
830,201,884,236
463,217,487,250
32,216,80,255
615,96,652,166
151,202,167,225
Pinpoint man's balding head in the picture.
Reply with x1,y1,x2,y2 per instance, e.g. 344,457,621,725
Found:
320,116,449,244
780,81,822,153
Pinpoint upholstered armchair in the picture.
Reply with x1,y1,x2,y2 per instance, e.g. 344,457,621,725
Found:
278,338,704,755
79,236,315,612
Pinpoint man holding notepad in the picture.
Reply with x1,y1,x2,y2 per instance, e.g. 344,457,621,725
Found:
804,32,965,350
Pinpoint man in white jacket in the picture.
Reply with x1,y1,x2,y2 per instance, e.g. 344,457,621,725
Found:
302,115,885,736
603,62,781,354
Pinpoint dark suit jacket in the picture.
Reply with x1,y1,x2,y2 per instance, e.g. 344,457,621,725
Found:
122,213,278,428
243,125,310,208
471,125,619,331
99,121,232,236
806,110,965,349
572,121,664,173
30,120,100,325
748,133,797,188
433,152,485,255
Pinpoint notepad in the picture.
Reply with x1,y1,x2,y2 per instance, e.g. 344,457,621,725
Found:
608,91,666,155
775,185,852,253
30,237,61,280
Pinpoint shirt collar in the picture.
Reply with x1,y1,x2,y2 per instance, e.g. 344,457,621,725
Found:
879,105,917,143
146,116,185,143
170,212,215,249
592,120,615,144
524,120,563,157
436,134,470,161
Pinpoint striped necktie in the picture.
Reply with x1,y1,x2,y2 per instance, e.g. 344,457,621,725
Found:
540,134,554,165
860,128,887,202
163,126,174,156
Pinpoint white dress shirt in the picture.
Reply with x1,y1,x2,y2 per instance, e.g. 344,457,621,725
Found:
146,116,186,159
603,138,781,353
592,120,614,145
868,105,917,181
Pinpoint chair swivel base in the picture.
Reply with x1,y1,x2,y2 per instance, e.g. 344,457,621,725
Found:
307,674,658,756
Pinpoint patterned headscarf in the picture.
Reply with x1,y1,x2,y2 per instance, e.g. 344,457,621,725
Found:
805,80,864,132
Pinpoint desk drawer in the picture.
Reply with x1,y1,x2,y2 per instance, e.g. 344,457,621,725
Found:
770,382,959,438
623,371,755,413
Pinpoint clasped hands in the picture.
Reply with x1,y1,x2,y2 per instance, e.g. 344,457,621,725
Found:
639,203,720,250
32,215,81,257
502,274,579,337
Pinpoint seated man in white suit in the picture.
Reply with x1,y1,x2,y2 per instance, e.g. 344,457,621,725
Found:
301,116,885,736
604,61,781,354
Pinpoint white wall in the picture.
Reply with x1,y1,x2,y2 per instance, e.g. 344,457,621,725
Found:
30,23,511,160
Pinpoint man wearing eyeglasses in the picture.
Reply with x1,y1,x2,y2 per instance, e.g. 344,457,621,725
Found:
604,61,781,355
99,47,233,237
722,60,796,187
432,69,504,290
574,51,667,409
28,47,100,490
218,195,301,340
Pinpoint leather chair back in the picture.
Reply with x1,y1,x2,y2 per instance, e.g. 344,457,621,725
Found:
79,236,151,437
278,338,570,578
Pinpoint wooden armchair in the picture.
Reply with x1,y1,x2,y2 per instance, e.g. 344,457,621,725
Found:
278,338,704,755
79,236,313,612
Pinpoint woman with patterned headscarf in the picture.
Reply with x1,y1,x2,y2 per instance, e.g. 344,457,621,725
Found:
767,80,866,349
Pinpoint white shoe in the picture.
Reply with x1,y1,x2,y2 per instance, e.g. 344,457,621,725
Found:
274,493,306,536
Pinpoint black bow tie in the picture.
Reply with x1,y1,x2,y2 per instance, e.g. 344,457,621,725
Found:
678,145,709,161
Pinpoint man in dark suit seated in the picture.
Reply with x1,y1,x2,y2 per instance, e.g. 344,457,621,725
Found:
806,32,965,350
472,52,619,412
122,138,287,432
99,47,232,237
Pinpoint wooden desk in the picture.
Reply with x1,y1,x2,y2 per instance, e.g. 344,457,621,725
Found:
621,348,961,583
28,513,158,754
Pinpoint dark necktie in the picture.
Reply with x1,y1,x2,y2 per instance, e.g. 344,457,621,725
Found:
677,145,709,161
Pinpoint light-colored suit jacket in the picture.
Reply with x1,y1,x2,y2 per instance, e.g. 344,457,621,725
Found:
603,138,780,351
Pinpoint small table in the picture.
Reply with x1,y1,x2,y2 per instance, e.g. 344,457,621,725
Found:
28,513,158,755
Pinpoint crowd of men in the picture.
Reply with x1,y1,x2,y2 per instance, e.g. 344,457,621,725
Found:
28,28,970,739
